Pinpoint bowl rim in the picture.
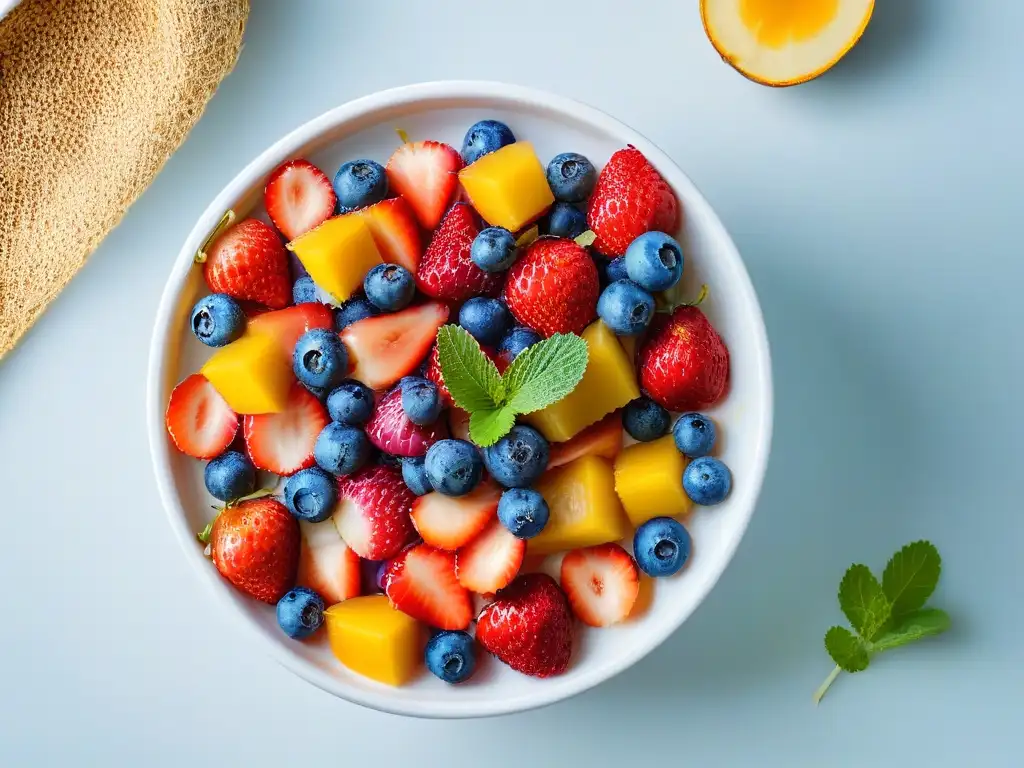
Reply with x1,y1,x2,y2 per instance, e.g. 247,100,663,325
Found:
146,80,773,719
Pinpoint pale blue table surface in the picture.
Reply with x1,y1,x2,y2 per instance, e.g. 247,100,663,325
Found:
2,1,1022,765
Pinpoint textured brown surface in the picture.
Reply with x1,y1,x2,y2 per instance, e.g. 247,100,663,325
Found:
0,0,248,358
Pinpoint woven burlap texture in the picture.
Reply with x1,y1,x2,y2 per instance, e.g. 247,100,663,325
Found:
0,0,249,358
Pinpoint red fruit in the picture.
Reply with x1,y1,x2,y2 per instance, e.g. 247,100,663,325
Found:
547,412,624,469
456,518,525,594
334,464,417,560
203,218,291,309
365,387,449,458
359,197,423,274
560,543,640,627
383,543,473,630
639,305,730,411
503,237,599,337
448,407,472,443
426,342,507,408
264,159,337,241
210,498,300,603
247,303,334,358
165,374,238,459
385,140,463,230
243,384,329,475
296,519,362,605
411,481,500,550
586,147,680,257
476,573,573,677
341,301,449,390
416,204,503,302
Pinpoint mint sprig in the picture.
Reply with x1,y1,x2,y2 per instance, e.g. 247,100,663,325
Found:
437,325,588,446
814,541,950,704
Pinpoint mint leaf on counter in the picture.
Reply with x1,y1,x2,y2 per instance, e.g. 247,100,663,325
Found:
882,540,942,619
838,564,891,641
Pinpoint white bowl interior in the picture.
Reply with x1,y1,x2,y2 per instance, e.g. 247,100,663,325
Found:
147,83,772,718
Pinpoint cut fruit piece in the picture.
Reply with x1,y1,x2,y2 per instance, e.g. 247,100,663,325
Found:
165,374,238,459
358,197,423,274
613,435,692,527
383,544,473,630
456,518,525,594
334,464,417,561
324,595,425,686
201,332,294,415
411,481,501,551
560,543,640,627
427,342,506,408
701,0,874,87
530,455,631,556
242,384,329,475
264,159,337,241
286,214,382,302
385,140,463,230
341,301,449,390
247,302,334,359
365,388,449,458
296,519,361,604
547,412,624,470
459,142,554,232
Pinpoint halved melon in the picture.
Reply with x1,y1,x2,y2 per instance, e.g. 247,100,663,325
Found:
701,0,873,87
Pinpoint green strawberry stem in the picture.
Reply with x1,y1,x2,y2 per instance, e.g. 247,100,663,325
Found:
574,229,597,248
656,282,708,314
194,209,236,264
812,665,843,705
395,128,410,145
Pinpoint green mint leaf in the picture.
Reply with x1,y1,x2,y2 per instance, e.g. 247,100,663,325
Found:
436,325,503,412
502,333,588,414
881,540,941,620
824,626,870,673
468,406,517,447
870,608,950,653
838,564,892,640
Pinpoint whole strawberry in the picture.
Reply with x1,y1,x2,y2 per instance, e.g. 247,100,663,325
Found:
203,218,291,309
587,147,680,258
416,203,503,302
639,305,730,411
503,237,599,337
210,498,300,604
476,573,574,677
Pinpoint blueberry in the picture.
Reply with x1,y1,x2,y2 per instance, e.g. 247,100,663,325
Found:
546,152,597,203
190,294,245,347
425,630,477,684
292,276,317,305
606,256,629,284
401,456,433,496
597,280,655,336
333,159,387,212
334,298,377,330
314,422,370,476
545,202,588,240
683,456,732,505
673,412,717,458
497,488,549,539
276,587,325,640
459,297,513,347
624,231,684,292
461,119,515,165
470,227,518,273
633,517,692,577
498,326,542,362
363,263,415,312
293,328,348,390
621,396,670,442
283,467,337,522
424,439,483,497
326,381,374,425
204,450,255,501
483,425,549,488
401,377,442,426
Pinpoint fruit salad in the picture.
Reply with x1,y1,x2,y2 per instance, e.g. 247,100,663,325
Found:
165,118,735,687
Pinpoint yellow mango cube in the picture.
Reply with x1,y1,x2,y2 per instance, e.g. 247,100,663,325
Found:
200,333,292,414
525,321,640,442
614,436,692,527
459,142,554,232
530,455,631,555
287,215,382,302
324,595,425,687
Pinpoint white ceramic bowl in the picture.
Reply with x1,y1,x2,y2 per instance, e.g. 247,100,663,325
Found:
147,81,772,718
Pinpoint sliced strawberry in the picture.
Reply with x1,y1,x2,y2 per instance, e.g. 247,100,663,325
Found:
411,481,500,550
456,518,525,594
247,303,334,359
296,519,361,605
426,341,506,408
448,407,472,442
385,140,463,230
547,412,624,470
359,197,423,273
334,464,417,560
165,374,238,459
243,384,329,475
365,387,448,458
203,218,291,309
560,543,640,627
341,301,449,390
383,543,473,630
264,159,337,241
416,204,503,302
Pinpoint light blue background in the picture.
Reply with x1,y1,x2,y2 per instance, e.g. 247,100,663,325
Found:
1,1,1021,764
